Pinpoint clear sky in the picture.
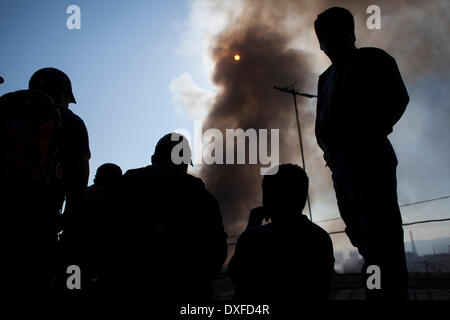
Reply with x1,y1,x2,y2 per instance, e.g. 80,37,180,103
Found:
0,0,205,183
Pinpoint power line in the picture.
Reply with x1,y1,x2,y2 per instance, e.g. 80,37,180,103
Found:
328,230,346,235
316,217,341,223
400,195,450,208
402,217,450,226
315,195,450,224
327,217,450,236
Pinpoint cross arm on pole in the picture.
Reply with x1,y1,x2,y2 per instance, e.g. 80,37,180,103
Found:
273,85,317,98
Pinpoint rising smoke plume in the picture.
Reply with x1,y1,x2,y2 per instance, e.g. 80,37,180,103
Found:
200,5,317,238
176,0,450,252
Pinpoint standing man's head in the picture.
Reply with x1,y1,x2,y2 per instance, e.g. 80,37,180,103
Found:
29,68,76,109
314,7,356,63
262,164,309,219
151,133,192,175
93,163,122,187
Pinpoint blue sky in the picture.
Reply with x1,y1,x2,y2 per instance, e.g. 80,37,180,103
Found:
0,0,205,183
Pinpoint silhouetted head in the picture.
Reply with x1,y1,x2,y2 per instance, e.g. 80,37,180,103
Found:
151,133,192,174
262,164,309,219
93,163,122,187
314,7,356,64
29,68,76,109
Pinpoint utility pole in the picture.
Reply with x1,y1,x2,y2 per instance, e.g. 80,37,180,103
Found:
274,85,317,221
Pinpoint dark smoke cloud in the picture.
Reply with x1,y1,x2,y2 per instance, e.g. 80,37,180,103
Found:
199,1,322,238
202,26,312,232
196,0,450,248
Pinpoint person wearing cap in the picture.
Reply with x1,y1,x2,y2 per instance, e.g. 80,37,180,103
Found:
92,133,227,301
29,68,90,223
314,7,409,299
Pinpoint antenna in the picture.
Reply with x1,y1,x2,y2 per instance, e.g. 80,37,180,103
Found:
274,84,317,221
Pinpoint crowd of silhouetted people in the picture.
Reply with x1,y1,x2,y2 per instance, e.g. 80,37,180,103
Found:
0,67,335,302
0,6,410,302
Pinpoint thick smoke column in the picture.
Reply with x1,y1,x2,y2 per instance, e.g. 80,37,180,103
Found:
199,2,320,237
192,0,450,251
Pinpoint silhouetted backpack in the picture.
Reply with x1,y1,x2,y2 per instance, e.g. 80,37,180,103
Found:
0,89,61,187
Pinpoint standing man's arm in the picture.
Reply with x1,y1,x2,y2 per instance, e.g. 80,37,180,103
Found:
64,154,89,216
61,113,91,217
383,55,409,126
358,49,409,132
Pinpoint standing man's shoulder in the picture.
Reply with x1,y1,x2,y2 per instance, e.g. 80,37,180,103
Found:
319,64,334,80
353,47,404,93
356,47,397,65
185,173,206,189
58,108,91,159
60,108,87,128
184,174,219,203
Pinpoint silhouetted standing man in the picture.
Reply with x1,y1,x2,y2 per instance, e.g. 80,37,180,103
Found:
29,68,91,221
29,68,90,292
229,164,334,302
314,7,409,299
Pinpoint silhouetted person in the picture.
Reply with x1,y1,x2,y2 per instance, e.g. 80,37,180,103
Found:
62,163,123,293
29,68,90,292
0,89,62,294
229,164,334,302
85,163,123,202
29,68,90,222
314,7,409,299
93,133,227,301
